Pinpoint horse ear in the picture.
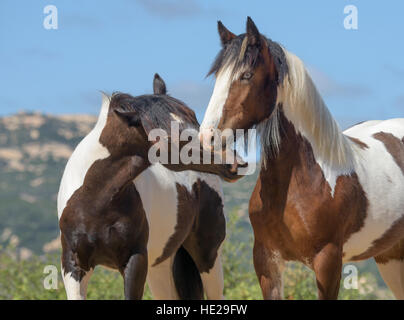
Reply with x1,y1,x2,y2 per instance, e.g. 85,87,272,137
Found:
218,21,236,46
114,109,142,127
246,16,261,47
153,73,166,95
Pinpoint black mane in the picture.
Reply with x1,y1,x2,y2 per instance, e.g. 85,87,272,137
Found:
110,92,200,133
207,34,289,85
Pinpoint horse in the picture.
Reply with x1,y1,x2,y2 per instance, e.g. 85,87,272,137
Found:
58,74,243,300
199,17,404,300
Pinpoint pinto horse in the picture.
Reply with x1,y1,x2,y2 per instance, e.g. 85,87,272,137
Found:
199,17,404,299
58,74,242,300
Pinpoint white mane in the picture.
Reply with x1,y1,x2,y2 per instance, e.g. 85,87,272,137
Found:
95,92,110,129
259,49,356,192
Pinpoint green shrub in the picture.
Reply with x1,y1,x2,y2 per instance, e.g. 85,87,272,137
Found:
0,211,394,300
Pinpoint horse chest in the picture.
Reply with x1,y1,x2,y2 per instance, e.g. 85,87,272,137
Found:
60,182,148,269
249,168,366,262
249,183,305,261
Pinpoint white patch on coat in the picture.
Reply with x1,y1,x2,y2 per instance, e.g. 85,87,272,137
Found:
343,118,404,261
57,93,110,219
62,268,93,300
266,249,285,299
134,164,180,264
134,163,223,264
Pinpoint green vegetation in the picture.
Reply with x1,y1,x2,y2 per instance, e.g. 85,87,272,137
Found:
0,211,393,300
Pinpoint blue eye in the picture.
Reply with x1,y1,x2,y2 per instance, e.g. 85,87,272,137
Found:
241,72,253,80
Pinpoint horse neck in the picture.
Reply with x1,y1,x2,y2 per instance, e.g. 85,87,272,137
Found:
259,88,356,198
76,94,134,205
71,96,111,175
258,109,337,213
78,156,136,209
261,109,313,173
272,51,355,177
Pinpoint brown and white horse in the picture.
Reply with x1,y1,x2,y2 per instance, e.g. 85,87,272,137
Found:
58,74,242,299
200,17,404,299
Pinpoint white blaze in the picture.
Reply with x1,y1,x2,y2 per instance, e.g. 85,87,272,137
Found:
200,65,234,132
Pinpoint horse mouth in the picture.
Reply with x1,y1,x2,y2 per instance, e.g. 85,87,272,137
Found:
221,161,248,183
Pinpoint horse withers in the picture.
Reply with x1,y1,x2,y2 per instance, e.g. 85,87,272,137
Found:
58,74,244,300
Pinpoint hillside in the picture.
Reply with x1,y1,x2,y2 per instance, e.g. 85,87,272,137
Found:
0,111,257,254
0,112,96,253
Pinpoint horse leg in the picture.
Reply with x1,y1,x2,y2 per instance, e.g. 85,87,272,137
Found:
313,243,342,300
200,249,224,300
122,252,148,300
376,259,404,299
60,236,94,300
253,240,285,299
374,240,404,300
172,246,204,300
61,260,93,300
147,257,179,299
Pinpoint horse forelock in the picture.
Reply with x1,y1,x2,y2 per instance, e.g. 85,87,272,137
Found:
207,34,288,85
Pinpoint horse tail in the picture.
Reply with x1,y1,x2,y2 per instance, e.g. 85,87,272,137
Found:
172,246,204,300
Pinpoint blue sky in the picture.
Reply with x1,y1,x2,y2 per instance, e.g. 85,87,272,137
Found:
1,0,404,129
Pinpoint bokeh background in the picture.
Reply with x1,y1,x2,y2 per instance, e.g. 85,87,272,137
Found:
0,0,402,299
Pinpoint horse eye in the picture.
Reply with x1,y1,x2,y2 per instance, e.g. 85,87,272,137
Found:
241,72,253,80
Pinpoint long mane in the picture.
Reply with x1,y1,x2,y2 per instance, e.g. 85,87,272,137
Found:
208,34,356,175
271,50,356,174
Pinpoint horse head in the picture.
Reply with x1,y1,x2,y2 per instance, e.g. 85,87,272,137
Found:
101,74,246,182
